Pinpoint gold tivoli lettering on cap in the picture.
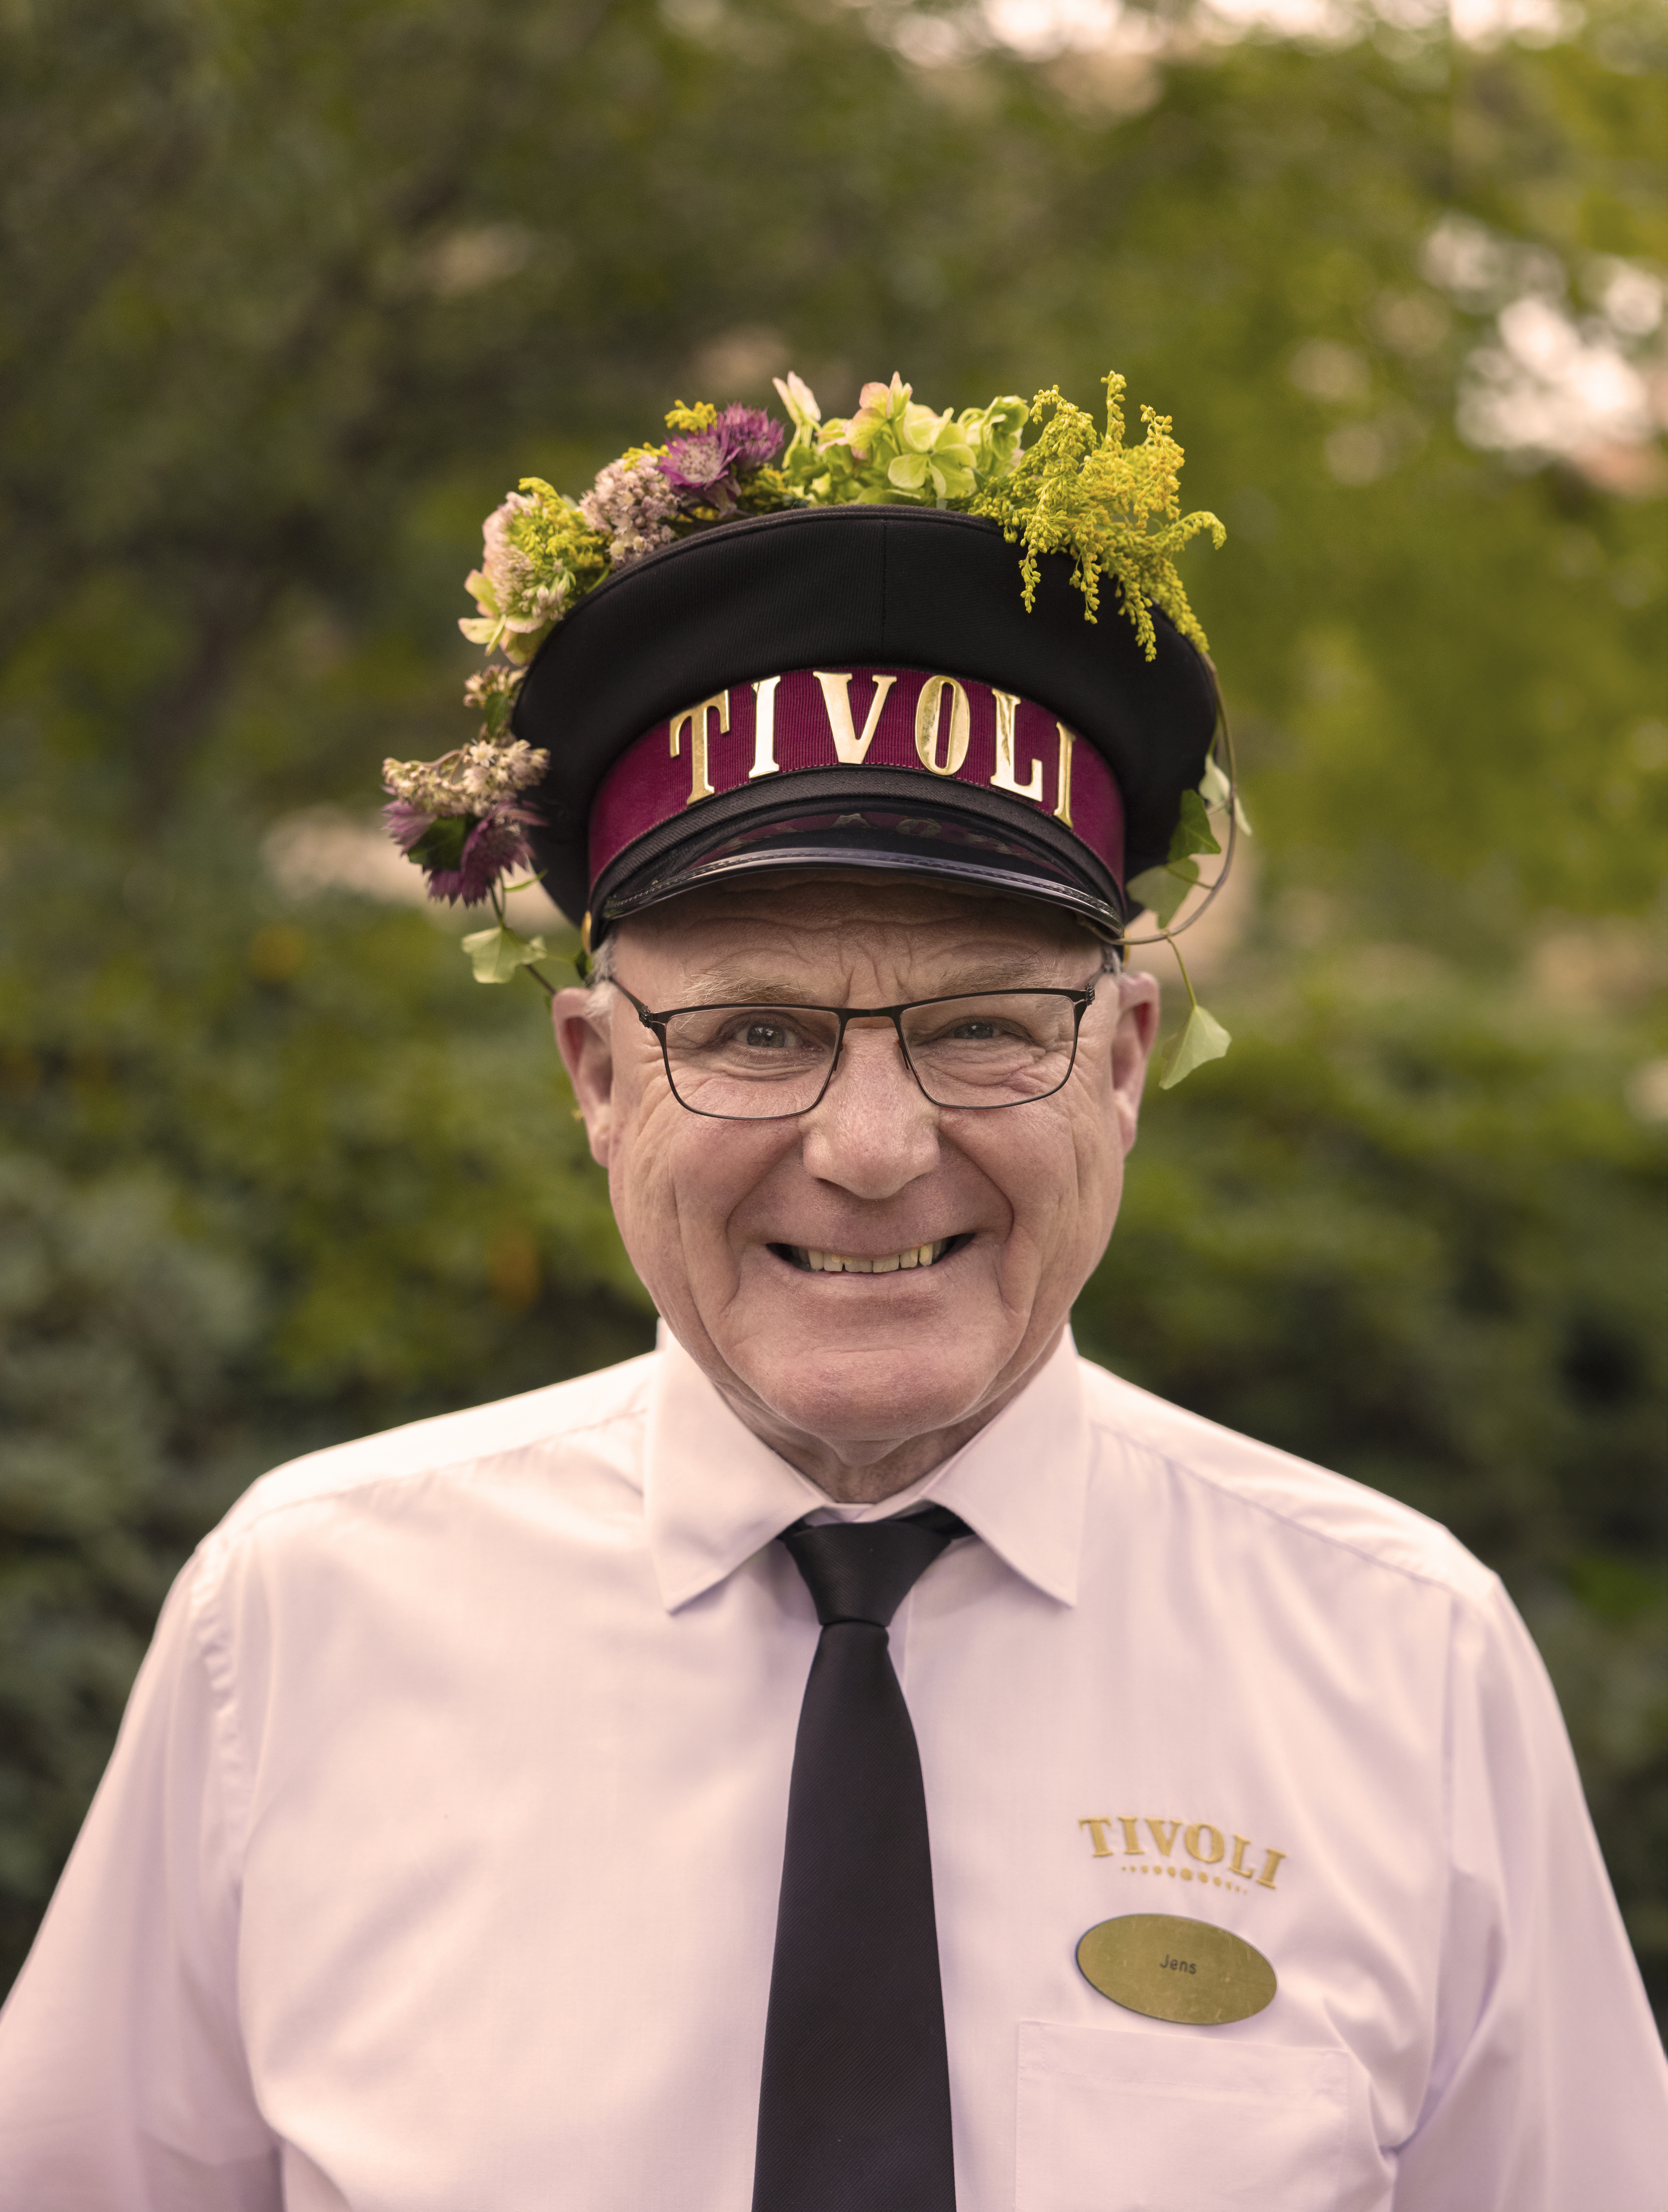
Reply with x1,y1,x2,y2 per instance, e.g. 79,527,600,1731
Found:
670,690,730,807
1054,722,1076,828
724,673,1085,830
914,675,971,777
989,689,1044,804
749,677,782,780
1078,1815,1289,1894
814,671,897,765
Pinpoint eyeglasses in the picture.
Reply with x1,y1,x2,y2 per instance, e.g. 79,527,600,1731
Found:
612,982,1097,1121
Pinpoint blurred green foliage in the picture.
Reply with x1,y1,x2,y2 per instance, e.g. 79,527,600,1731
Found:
1,0,1663,2015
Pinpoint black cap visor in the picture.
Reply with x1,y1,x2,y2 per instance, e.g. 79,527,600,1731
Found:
591,766,1126,940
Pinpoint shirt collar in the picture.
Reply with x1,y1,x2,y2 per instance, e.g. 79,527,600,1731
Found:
643,1326,1088,1613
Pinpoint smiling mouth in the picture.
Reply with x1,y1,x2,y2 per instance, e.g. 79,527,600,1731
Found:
772,1236,969,1275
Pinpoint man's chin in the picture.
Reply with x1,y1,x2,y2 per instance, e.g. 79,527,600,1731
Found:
727,1337,1019,1463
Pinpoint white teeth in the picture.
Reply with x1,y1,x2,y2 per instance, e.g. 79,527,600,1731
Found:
796,1241,949,1274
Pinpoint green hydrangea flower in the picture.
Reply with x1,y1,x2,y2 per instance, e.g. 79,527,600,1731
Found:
775,372,1028,509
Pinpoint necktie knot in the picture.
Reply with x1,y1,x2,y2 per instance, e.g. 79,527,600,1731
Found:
779,1505,970,1629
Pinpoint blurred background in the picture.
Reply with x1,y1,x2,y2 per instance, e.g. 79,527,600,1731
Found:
1,0,1663,2016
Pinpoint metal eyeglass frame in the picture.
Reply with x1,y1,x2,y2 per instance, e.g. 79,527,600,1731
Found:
612,981,1098,1121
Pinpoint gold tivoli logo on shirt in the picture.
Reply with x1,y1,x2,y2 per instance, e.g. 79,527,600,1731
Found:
1078,1815,1287,1895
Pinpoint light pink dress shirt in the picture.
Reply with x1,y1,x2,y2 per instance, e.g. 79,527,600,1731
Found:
0,1329,1661,2208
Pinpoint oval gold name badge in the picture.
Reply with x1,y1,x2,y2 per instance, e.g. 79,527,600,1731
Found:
1076,1913,1277,2027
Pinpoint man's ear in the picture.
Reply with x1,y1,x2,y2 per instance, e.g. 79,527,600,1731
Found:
553,989,617,1166
1107,969,1161,1154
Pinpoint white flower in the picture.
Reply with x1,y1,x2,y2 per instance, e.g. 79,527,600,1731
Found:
773,371,822,440
580,455,680,569
382,739,549,817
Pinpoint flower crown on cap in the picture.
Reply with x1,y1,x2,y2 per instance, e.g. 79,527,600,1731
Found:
381,371,1242,1085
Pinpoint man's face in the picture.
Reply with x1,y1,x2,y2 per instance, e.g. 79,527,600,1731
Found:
554,876,1158,1492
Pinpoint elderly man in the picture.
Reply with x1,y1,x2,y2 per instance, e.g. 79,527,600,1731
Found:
0,381,1662,2209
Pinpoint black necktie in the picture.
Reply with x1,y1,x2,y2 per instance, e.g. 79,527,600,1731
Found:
752,1504,970,2212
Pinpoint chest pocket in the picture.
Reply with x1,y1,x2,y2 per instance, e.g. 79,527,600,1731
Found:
1015,2022,1355,2212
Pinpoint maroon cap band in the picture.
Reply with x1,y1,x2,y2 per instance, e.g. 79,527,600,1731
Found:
586,667,1126,900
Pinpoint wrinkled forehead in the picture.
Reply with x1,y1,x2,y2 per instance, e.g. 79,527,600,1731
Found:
609,869,1107,995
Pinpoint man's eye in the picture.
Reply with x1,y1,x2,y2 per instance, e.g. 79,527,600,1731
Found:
706,1014,813,1051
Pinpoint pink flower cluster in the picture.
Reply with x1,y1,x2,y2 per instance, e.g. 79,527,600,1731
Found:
580,456,680,570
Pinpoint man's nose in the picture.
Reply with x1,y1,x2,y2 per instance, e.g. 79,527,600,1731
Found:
798,1020,941,1199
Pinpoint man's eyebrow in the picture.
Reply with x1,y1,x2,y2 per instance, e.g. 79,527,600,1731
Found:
673,973,814,1002
673,957,1080,1001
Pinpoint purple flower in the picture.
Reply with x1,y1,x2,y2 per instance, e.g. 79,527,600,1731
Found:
715,402,784,469
660,405,784,512
382,797,541,906
384,799,437,856
436,807,538,905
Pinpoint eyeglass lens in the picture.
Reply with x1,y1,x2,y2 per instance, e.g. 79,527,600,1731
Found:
658,992,1083,1118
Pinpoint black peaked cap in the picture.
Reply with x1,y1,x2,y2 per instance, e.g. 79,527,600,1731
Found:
512,504,1220,926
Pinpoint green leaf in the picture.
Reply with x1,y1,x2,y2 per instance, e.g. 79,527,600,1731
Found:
888,453,930,489
461,925,550,985
462,569,501,617
1158,1002,1232,1089
407,815,470,871
1166,787,1222,863
1198,756,1252,835
1128,859,1198,926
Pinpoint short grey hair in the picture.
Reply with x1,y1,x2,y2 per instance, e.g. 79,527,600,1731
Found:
584,929,620,1018
588,932,620,986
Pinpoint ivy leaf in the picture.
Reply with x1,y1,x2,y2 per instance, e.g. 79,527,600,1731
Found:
1130,789,1222,923
1158,1002,1231,1089
407,815,470,871
1167,787,1222,863
461,926,551,985
1128,859,1199,927
1198,755,1252,834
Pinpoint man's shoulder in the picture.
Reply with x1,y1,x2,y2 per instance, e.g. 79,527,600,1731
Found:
210,1350,661,1554
1074,1354,1496,1607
